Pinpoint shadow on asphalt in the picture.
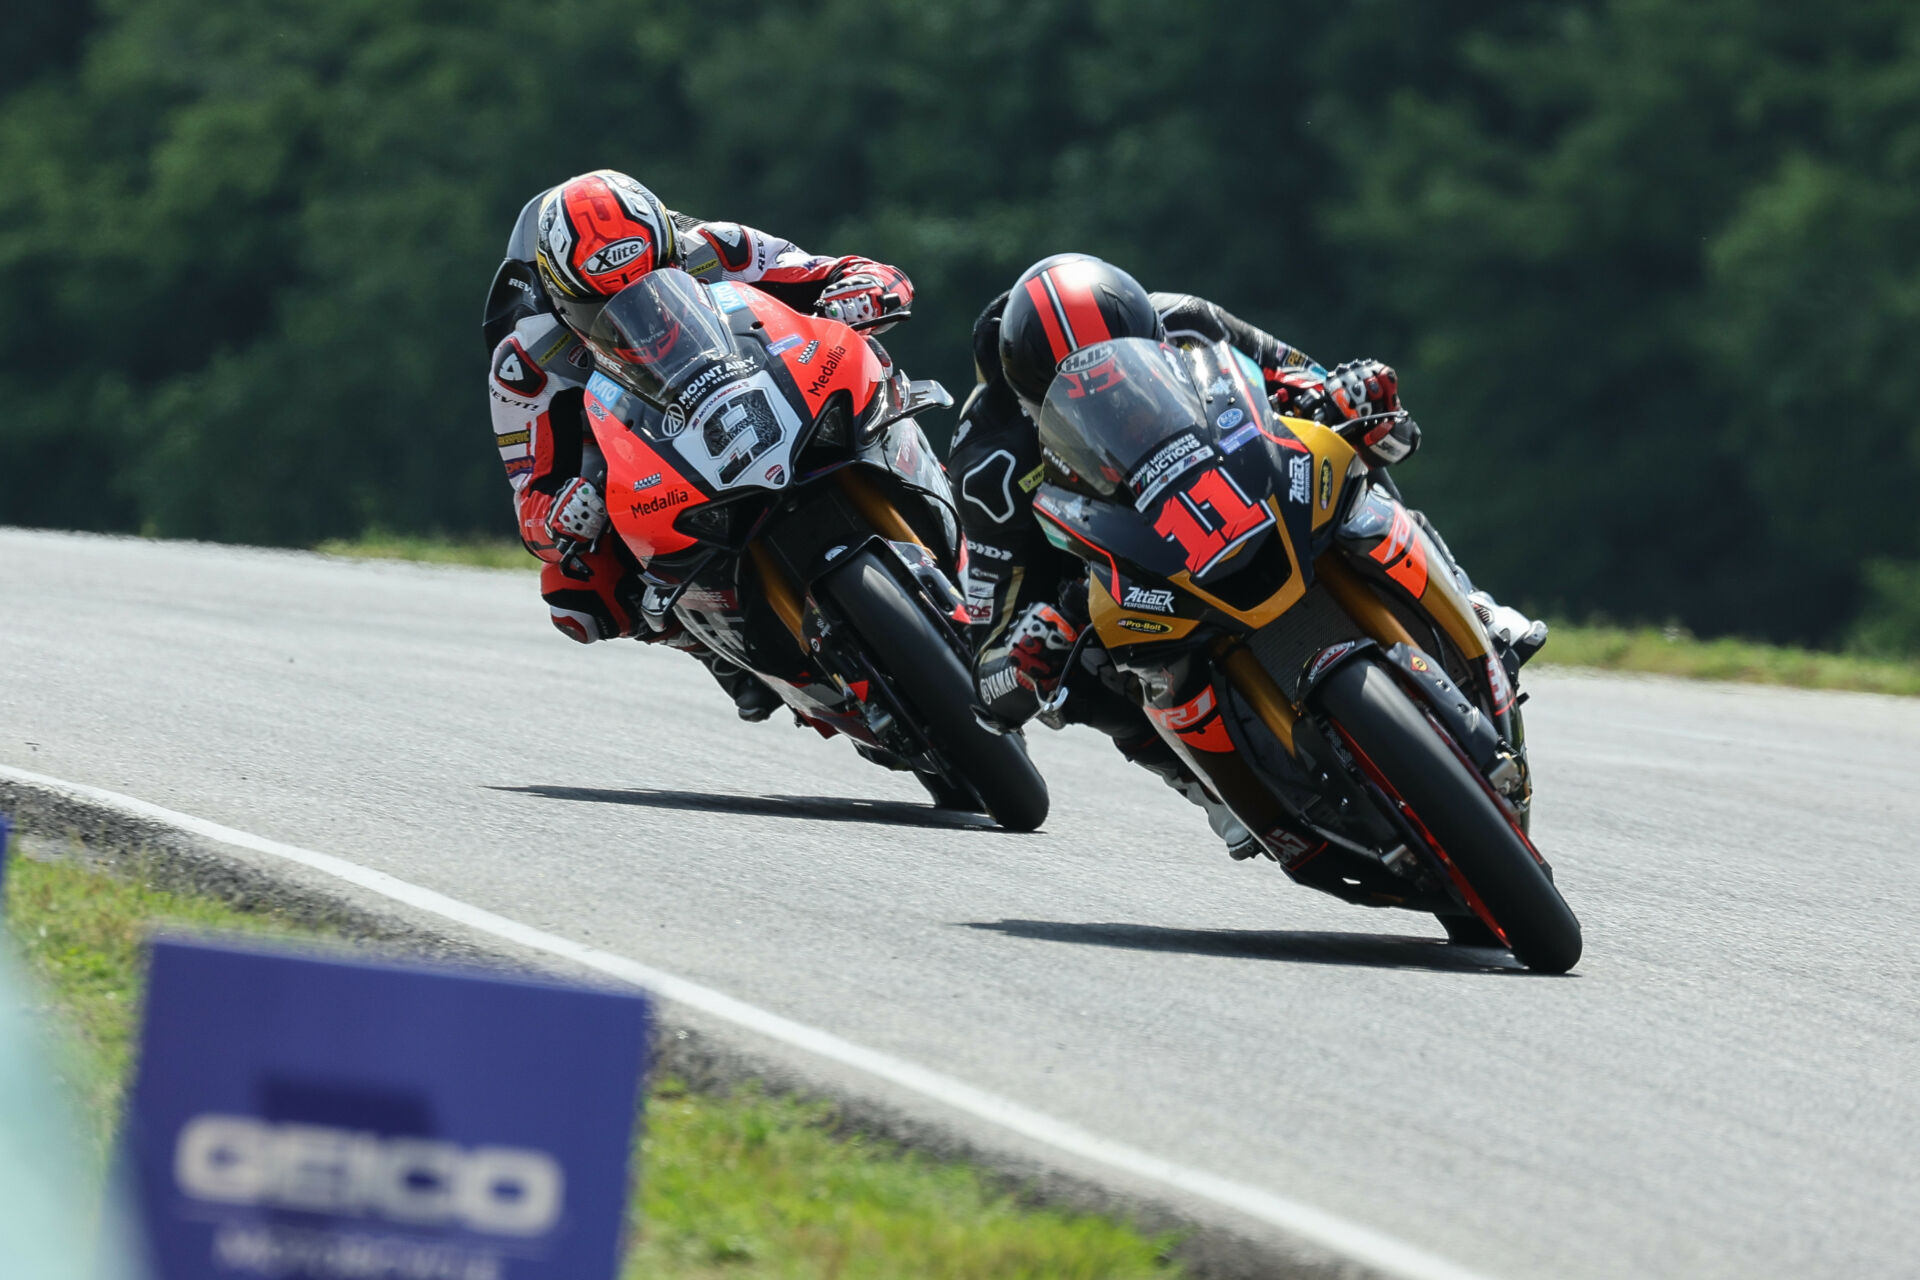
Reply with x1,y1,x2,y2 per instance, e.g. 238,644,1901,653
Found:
962,919,1531,973
491,784,999,831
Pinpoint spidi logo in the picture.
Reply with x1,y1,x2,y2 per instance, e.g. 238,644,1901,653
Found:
174,1115,564,1237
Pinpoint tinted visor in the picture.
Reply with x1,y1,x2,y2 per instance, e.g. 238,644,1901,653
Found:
1036,338,1208,501
580,268,737,406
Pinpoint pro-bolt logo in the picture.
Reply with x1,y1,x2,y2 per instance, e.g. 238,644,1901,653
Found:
630,488,690,518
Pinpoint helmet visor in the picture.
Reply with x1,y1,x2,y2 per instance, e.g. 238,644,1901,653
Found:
1035,338,1208,503
582,269,737,406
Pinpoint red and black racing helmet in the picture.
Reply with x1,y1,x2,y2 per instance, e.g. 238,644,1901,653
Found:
998,254,1163,408
534,169,678,336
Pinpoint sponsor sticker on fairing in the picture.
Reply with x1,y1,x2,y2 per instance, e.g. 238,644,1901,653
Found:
1288,454,1312,505
1220,423,1260,454
1128,431,1214,509
1304,641,1359,686
1216,407,1244,431
1121,585,1177,614
674,357,758,411
586,371,626,411
766,334,804,356
709,282,748,312
1265,827,1326,870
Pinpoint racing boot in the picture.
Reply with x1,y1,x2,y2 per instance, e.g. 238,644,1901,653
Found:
1166,772,1263,860
1469,591,1549,670
1126,742,1262,860
688,646,782,722
1398,503,1548,670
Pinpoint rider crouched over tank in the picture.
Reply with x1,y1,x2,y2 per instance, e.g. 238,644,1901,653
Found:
952,254,1547,858
481,169,912,719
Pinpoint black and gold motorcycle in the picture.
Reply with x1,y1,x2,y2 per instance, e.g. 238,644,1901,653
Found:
1029,337,1580,972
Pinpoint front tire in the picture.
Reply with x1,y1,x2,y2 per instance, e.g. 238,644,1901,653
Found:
1316,659,1581,973
823,552,1049,832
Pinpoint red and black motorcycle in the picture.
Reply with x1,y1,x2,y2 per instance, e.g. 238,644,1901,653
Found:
577,268,1048,831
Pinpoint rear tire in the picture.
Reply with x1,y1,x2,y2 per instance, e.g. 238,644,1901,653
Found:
823,552,1049,832
1317,659,1581,973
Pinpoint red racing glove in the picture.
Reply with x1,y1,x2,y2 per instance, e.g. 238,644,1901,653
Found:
1325,358,1401,420
815,263,915,330
1007,602,1082,698
544,477,608,554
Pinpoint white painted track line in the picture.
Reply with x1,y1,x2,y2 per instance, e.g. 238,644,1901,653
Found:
3,763,1496,1280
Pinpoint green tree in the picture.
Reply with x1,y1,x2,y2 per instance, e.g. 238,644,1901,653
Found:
1330,0,1920,643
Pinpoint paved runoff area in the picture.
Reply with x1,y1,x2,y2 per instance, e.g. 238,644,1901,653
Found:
3,528,1917,1280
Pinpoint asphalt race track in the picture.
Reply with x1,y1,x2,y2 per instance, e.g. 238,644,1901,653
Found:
4,528,1916,1279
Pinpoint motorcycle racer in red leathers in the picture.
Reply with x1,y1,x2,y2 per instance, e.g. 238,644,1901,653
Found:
953,254,1545,857
481,170,912,718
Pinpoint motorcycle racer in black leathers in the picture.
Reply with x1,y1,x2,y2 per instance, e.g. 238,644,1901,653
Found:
954,254,1545,857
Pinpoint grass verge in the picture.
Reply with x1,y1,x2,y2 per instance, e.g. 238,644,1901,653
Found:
314,533,533,570
1538,623,1920,698
5,849,1180,1280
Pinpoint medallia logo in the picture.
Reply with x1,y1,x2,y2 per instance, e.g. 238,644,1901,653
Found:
631,488,690,518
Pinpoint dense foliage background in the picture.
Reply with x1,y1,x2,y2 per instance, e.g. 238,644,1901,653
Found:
4,0,1917,649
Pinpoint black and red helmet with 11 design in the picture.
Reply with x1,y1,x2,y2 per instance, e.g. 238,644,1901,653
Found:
535,170,678,336
998,254,1163,408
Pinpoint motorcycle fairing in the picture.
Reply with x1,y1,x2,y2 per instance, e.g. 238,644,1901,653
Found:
1033,340,1371,655
586,373,705,560
744,288,886,422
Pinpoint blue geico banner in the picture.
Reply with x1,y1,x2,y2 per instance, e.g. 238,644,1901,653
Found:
125,937,650,1280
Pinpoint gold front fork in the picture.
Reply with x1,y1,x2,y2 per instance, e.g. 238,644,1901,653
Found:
746,540,806,645
1315,553,1419,651
835,467,924,550
748,468,924,654
1212,554,1421,759
1214,642,1297,754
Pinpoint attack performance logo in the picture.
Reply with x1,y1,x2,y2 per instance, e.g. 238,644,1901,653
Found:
1121,585,1177,614
1288,454,1312,505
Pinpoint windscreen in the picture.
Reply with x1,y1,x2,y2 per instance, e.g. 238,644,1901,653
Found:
585,268,739,407
1036,338,1210,503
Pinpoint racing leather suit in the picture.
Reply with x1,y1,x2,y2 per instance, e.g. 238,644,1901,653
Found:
481,192,913,703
